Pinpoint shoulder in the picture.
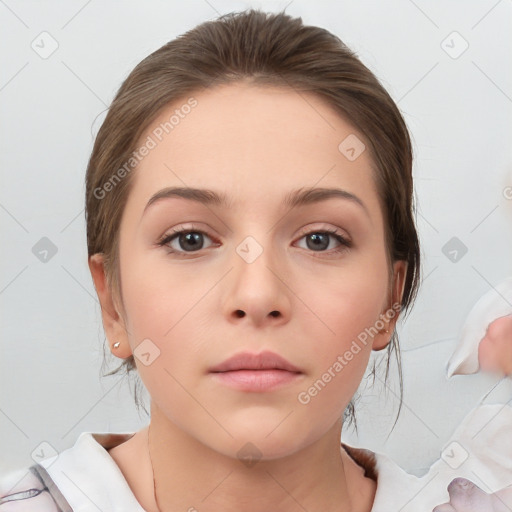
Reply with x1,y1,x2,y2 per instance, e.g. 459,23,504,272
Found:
0,432,144,512
341,441,425,511
0,463,73,511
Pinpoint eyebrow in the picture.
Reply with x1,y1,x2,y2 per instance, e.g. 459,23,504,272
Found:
143,186,370,218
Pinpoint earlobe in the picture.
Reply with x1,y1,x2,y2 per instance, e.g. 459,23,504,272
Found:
88,253,132,359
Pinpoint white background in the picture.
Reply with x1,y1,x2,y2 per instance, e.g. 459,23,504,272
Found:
1,0,512,478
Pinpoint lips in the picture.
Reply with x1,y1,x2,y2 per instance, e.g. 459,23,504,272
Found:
209,350,302,374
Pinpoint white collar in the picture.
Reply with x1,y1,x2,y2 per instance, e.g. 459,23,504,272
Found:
40,431,146,511
41,431,418,511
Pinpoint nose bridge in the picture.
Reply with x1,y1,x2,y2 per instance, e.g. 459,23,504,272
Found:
229,210,279,270
234,231,280,292
224,229,291,324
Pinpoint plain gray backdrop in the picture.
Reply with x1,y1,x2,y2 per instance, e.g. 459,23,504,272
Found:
1,0,512,477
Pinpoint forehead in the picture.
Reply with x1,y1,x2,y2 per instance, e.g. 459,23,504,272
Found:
127,82,382,221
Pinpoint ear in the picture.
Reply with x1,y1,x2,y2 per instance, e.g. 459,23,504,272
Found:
372,260,408,351
88,253,132,359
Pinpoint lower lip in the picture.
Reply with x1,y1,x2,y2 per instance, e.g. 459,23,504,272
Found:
210,369,302,392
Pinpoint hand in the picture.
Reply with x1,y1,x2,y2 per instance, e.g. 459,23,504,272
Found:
478,314,512,376
433,477,512,512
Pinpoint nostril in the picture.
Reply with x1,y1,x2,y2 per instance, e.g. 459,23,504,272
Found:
235,310,245,318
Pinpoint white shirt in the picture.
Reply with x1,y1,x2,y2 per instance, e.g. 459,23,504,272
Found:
1,404,511,511
0,431,409,511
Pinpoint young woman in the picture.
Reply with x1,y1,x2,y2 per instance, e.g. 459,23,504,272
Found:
0,9,424,511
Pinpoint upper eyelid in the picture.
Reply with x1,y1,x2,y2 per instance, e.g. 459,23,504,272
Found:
161,223,348,237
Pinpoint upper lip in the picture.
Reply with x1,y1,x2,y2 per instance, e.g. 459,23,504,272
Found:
209,350,302,373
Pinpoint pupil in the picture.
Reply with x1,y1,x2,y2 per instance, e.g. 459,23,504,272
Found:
181,232,202,251
308,233,328,251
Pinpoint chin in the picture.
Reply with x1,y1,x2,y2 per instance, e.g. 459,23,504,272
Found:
222,437,305,463
219,417,316,461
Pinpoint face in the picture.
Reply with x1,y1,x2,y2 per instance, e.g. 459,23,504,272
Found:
92,82,406,460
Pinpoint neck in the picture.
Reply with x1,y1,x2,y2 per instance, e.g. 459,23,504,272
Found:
147,403,375,512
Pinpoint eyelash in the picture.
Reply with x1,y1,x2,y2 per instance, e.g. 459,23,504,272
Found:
156,225,352,258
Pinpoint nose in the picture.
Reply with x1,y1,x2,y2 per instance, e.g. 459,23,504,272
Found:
222,236,292,328
233,308,281,320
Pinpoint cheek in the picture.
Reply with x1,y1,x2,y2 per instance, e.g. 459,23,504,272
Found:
121,268,209,423
293,265,387,411
118,250,215,394
302,257,388,347
120,244,205,337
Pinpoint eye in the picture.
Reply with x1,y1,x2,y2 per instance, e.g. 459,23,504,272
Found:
295,228,352,255
156,225,352,257
156,226,216,255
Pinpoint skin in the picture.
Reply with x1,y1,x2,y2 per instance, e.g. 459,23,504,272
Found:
89,81,407,512
433,477,512,512
478,314,512,376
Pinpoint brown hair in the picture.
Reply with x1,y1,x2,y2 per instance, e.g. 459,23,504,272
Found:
85,9,421,432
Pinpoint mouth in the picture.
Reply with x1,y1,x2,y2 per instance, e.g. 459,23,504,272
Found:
209,349,302,373
210,368,303,392
209,350,303,392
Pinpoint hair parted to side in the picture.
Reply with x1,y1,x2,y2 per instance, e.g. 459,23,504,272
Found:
85,9,421,432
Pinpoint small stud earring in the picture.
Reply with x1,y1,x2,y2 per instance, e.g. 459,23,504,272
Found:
113,342,120,349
